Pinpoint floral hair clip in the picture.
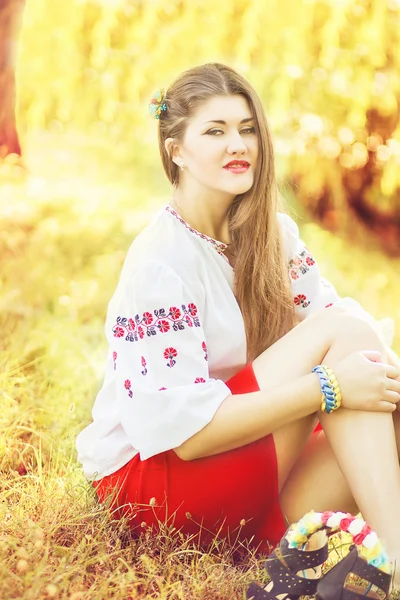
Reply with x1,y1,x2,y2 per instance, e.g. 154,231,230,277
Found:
148,88,167,119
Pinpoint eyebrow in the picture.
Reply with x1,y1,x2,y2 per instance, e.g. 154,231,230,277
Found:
204,117,255,124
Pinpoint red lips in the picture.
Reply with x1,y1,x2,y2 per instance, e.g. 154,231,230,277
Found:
224,160,250,168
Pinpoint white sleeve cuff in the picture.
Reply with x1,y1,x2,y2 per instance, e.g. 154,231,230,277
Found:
119,378,232,460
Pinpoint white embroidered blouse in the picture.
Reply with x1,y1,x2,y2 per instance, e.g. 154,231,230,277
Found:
76,203,393,481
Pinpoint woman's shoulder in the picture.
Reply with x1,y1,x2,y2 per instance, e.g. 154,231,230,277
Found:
277,211,299,236
124,205,187,256
116,205,205,294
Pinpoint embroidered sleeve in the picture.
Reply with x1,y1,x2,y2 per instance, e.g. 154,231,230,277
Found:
278,213,396,345
105,262,231,460
278,213,340,320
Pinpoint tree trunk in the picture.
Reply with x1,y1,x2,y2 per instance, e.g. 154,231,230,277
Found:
0,0,25,159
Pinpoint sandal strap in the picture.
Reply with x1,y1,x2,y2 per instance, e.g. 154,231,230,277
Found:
341,589,386,600
280,531,329,571
260,526,328,597
317,545,391,600
246,581,278,599
347,547,391,597
264,546,321,596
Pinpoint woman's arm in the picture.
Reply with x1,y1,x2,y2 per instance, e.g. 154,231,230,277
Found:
388,347,400,412
387,345,400,378
174,373,321,461
175,349,400,461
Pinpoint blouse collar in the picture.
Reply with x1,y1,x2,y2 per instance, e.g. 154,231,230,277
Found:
165,204,229,259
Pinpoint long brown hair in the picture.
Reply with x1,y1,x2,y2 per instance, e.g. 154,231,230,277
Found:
157,63,295,362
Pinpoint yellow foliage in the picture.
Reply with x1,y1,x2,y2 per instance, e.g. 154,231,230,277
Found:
9,0,398,220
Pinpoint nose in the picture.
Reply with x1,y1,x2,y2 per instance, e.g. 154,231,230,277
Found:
226,131,247,155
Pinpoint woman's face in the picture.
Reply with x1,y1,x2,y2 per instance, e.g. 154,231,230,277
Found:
174,94,259,198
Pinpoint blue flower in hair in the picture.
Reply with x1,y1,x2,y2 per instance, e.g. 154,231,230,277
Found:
148,88,167,119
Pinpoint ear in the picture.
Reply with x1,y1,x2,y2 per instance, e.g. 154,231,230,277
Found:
165,137,182,167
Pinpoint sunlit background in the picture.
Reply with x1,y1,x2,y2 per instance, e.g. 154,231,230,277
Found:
1,2,400,596
14,0,400,245
0,0,399,231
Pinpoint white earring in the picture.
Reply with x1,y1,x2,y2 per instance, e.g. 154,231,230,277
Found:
180,163,185,171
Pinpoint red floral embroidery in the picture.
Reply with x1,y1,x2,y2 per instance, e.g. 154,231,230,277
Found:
288,248,316,280
202,341,208,361
188,303,197,317
170,306,181,320
141,356,147,376
112,351,117,370
294,294,311,308
159,387,167,391
124,379,133,398
194,378,206,383
325,303,333,308
164,347,178,368
112,304,200,342
143,312,153,325
158,320,170,333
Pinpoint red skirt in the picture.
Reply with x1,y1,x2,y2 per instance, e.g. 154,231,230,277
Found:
93,363,287,553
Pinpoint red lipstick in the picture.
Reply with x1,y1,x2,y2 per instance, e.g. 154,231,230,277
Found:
223,160,250,173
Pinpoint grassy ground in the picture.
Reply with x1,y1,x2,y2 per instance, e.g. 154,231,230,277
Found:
1,130,399,599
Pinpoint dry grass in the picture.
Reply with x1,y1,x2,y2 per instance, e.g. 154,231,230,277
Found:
1,130,399,599
0,456,262,599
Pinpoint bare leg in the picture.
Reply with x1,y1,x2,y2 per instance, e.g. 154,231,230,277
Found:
286,319,400,574
393,411,400,456
252,307,400,580
279,430,357,518
281,413,400,520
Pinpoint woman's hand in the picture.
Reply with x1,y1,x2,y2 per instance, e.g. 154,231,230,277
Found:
386,345,400,375
385,345,400,411
328,350,400,413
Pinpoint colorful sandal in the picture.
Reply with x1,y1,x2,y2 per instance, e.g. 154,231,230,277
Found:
247,510,393,600
284,510,392,599
316,544,392,599
246,525,329,599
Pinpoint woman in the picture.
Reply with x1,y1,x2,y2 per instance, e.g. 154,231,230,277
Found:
76,63,400,587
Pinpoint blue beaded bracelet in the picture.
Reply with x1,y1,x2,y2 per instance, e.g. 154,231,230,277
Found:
312,364,342,414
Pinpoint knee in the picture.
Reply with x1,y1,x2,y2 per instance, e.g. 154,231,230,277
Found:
310,303,382,346
328,304,383,348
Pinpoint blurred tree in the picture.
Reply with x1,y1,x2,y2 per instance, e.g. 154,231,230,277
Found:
12,0,400,253
281,0,400,254
0,0,25,158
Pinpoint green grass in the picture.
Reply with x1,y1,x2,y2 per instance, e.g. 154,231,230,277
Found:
1,130,399,599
